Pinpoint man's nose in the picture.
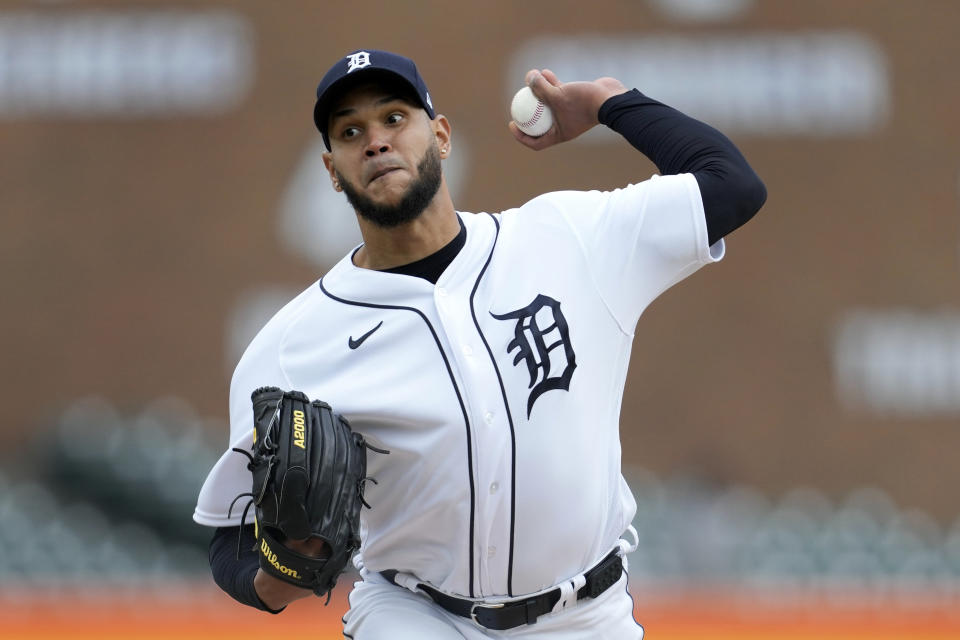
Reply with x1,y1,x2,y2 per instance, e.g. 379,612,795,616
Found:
365,143,390,157
364,127,391,156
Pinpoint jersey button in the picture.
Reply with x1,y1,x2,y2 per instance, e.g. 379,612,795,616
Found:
462,344,473,356
483,411,494,424
487,545,496,557
489,482,499,494
437,287,448,297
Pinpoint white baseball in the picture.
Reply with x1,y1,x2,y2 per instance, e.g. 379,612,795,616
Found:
511,86,553,137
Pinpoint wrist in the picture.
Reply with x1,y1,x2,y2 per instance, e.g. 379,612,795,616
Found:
591,79,629,119
253,568,309,611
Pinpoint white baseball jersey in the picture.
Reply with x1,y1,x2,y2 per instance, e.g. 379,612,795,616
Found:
195,172,723,599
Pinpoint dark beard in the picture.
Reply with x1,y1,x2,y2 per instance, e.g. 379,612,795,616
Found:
336,145,443,229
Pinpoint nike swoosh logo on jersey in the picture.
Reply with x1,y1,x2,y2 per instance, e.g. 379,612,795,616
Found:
348,321,383,350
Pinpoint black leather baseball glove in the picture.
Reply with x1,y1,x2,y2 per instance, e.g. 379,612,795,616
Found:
230,387,387,601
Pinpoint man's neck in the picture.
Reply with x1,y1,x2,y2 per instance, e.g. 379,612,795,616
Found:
353,190,460,271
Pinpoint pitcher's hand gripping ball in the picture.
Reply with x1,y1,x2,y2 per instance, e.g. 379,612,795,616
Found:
511,86,554,137
231,387,388,601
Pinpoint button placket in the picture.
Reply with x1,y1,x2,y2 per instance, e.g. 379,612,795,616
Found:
434,281,511,595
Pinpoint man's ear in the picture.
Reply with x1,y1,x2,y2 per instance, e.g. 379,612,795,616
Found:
322,151,341,191
433,115,452,156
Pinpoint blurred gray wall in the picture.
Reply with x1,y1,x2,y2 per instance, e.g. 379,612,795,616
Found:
1,0,958,521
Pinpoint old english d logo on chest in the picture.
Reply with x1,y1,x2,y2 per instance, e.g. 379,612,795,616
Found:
491,294,576,417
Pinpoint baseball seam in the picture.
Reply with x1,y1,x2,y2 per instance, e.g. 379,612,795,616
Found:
518,102,545,129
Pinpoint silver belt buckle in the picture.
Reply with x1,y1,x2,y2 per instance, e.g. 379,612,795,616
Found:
469,601,505,626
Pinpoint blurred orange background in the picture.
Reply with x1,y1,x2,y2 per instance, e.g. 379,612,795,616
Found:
4,583,960,639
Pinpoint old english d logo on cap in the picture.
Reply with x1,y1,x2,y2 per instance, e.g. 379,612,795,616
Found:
345,51,372,73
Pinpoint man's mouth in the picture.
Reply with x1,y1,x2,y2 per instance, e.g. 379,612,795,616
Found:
369,167,401,184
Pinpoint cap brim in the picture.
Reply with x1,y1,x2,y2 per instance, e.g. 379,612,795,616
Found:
313,67,430,136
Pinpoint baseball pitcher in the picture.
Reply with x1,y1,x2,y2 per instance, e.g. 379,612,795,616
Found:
195,49,766,638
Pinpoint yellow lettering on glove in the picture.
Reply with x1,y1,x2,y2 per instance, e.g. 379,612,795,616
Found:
260,539,302,579
293,410,306,449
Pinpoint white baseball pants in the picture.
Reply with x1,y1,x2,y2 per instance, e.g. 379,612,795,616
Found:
341,567,644,639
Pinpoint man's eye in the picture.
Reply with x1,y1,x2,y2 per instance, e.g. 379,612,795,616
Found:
386,113,404,124
342,126,360,138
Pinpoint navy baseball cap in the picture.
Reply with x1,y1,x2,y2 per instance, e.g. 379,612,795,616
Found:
313,49,436,150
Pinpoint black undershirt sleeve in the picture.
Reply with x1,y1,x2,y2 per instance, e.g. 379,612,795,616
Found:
209,525,285,613
598,89,767,246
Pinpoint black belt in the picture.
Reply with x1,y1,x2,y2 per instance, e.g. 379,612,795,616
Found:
381,549,623,631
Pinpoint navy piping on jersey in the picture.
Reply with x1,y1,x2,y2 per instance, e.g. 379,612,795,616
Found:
317,277,479,598
466,213,520,597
